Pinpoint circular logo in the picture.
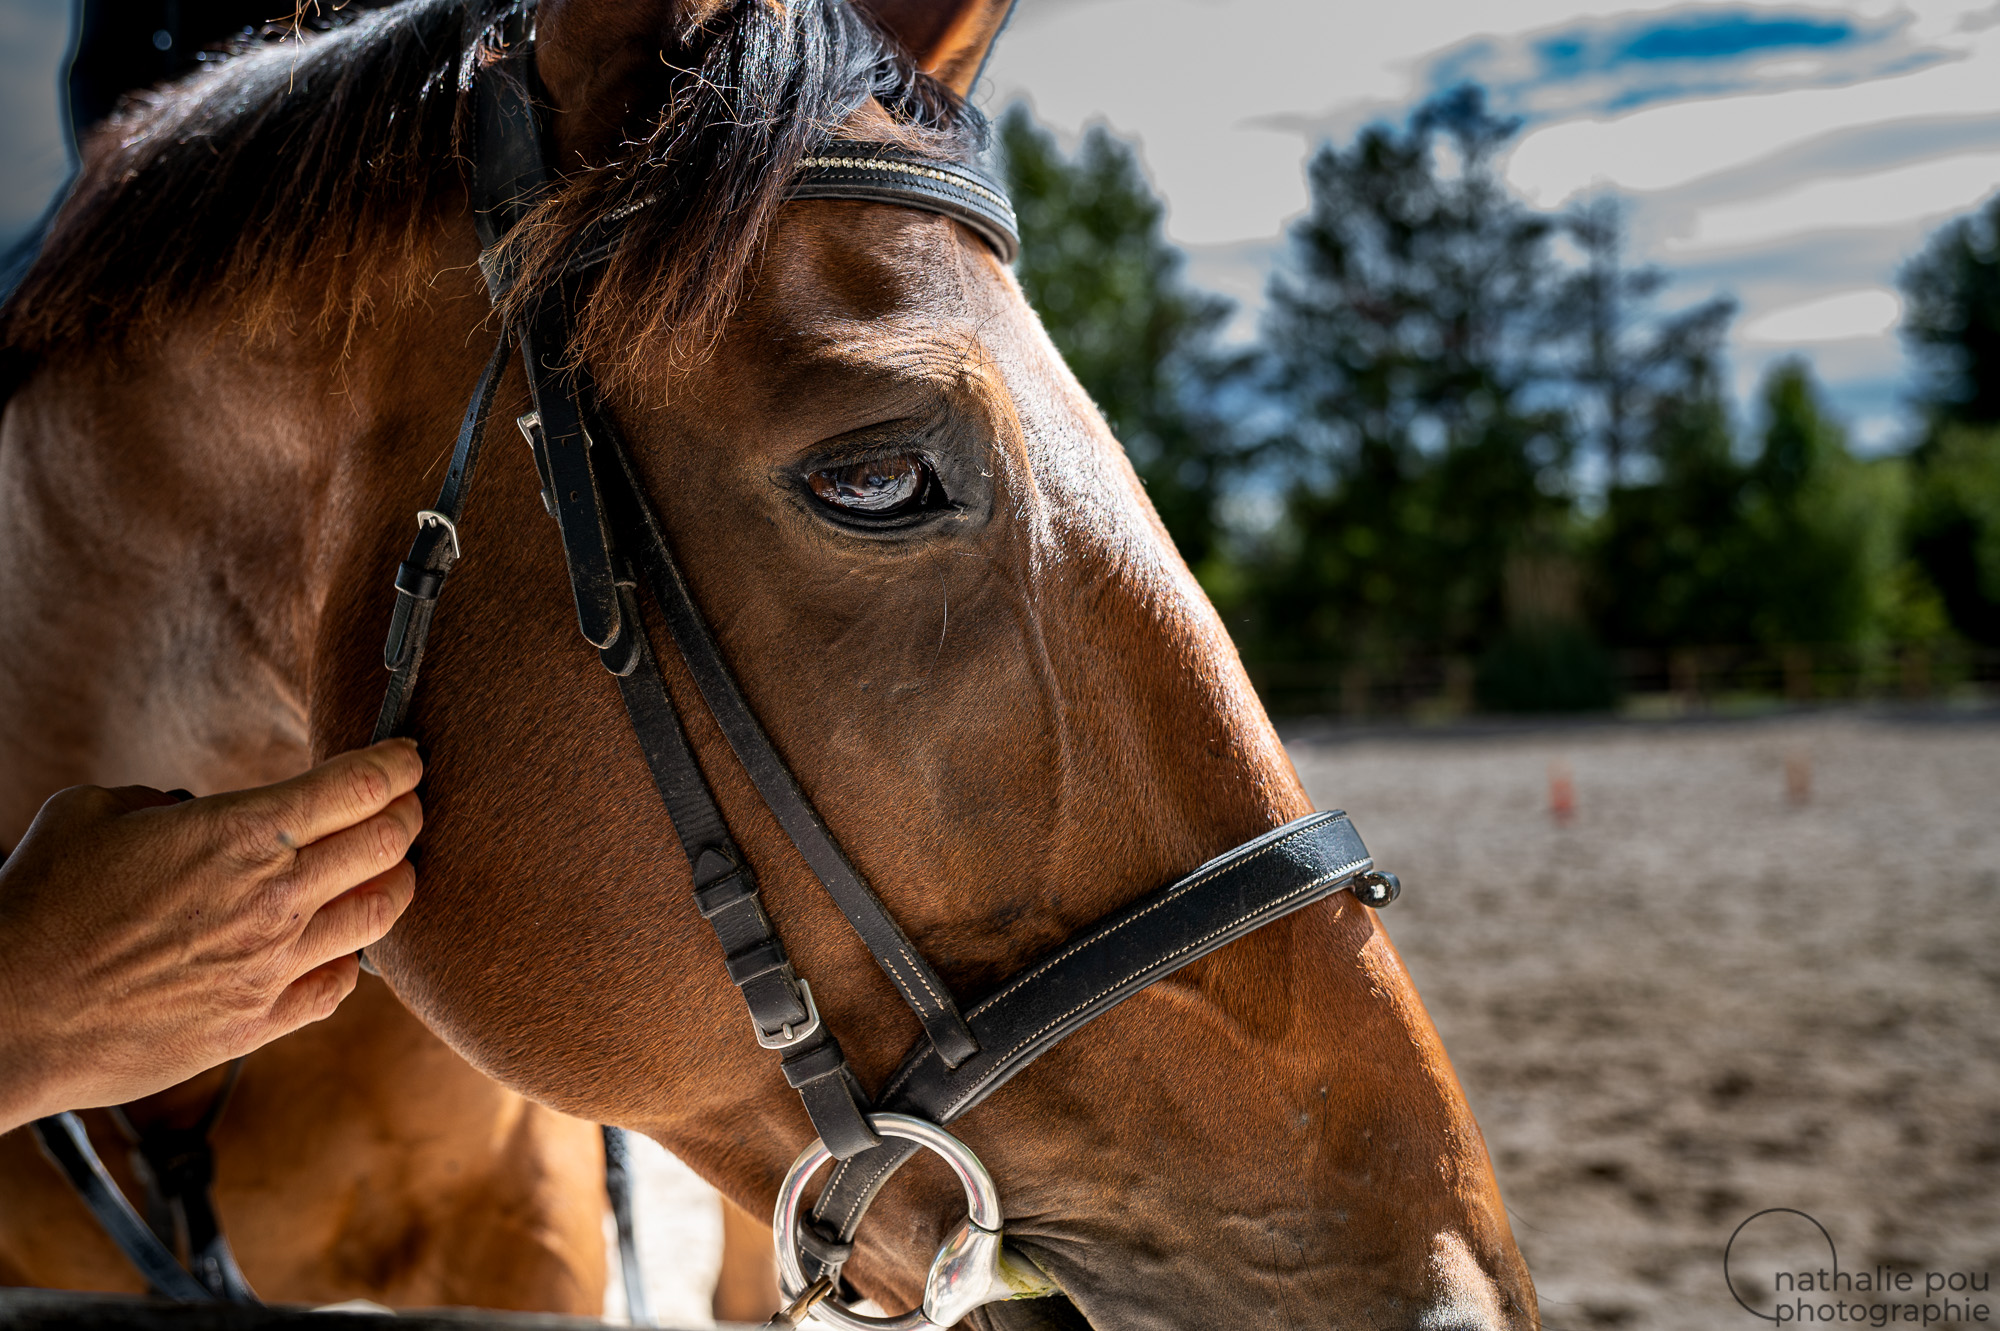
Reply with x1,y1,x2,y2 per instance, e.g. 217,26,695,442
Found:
1724,1209,1839,1321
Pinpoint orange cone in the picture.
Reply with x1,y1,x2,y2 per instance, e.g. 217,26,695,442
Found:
1785,751,1811,806
1548,760,1576,825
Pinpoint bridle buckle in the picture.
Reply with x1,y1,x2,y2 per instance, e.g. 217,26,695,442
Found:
755,977,823,1050
414,510,460,560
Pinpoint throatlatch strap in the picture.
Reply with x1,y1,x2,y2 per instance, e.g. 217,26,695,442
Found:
372,333,511,744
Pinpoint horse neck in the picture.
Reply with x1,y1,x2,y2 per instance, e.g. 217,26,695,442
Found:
0,320,381,834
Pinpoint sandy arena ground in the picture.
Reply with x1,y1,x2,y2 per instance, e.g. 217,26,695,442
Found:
624,709,2000,1329
1286,708,2000,1331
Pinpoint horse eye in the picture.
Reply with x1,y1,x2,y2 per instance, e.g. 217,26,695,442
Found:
807,455,935,515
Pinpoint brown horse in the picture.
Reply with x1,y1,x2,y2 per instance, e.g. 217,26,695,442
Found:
0,0,1538,1326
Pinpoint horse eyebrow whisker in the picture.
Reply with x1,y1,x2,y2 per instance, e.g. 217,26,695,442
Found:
922,568,950,686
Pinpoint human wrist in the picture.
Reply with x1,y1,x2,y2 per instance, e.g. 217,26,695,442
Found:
0,907,83,1132
0,968,66,1134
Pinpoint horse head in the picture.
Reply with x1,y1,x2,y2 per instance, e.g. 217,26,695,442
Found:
13,0,1537,1323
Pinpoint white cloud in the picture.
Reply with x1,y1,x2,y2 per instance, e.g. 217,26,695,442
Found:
1671,150,2000,251
988,0,1845,246
1741,287,1904,342
1504,24,2000,205
984,0,2000,428
995,1,2000,243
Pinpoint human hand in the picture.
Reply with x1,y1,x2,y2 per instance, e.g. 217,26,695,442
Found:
0,740,423,1133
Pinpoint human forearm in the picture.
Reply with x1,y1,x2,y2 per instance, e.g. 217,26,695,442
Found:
0,743,422,1127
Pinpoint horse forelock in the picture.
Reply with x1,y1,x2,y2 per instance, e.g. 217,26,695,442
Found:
0,0,984,378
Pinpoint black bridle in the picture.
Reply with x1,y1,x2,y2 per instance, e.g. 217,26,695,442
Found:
370,16,1403,1313
38,8,1398,1316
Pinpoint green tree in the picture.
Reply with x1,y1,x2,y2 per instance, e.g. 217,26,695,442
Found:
1904,424,2000,645
997,105,1238,572
1552,197,1735,487
1901,199,2000,642
1739,363,1904,646
1244,87,1576,671
1902,196,2000,427
1590,370,1753,646
1591,360,1907,650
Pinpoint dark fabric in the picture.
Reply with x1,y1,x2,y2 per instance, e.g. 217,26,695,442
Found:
32,1116,226,1303
600,1126,651,1327
68,0,292,136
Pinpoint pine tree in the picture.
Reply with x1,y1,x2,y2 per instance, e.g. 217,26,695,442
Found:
1901,199,2000,643
1739,362,1903,647
1248,86,1575,668
1591,361,1906,651
1553,197,1734,488
1902,197,2000,427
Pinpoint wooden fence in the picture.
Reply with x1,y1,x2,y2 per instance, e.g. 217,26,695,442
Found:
1243,643,2000,718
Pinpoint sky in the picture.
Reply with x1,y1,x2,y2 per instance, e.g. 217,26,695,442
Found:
3,2,1997,449
982,0,2000,450
0,0,68,250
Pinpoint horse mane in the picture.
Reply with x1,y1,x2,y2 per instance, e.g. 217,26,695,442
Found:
1,0,980,378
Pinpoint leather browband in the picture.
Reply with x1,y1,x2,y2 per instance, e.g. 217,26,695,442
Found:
789,147,1021,264
561,143,1023,278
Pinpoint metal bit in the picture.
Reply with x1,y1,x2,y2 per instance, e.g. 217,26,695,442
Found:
765,1273,836,1328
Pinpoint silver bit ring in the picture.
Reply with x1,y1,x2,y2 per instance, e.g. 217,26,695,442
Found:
772,1113,1010,1330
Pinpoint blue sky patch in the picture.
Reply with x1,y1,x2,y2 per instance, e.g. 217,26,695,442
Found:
1532,10,1860,81
1418,7,1913,129
1617,14,1856,63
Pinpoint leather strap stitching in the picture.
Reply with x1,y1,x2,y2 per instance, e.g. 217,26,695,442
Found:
961,817,1343,1021
931,870,1361,1121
